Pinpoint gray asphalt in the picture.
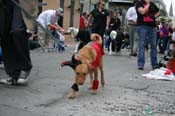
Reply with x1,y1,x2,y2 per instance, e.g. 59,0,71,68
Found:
0,46,175,116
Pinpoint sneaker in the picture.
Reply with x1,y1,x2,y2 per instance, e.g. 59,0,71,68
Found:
0,78,17,85
17,78,28,84
18,70,31,84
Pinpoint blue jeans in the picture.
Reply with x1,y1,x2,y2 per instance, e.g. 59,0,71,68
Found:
136,25,158,68
104,35,110,48
52,31,65,51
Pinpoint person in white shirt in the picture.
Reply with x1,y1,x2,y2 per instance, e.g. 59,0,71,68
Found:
172,28,175,41
126,0,138,56
37,8,65,50
169,28,175,53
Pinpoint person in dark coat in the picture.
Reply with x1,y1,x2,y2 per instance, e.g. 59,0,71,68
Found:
0,0,38,85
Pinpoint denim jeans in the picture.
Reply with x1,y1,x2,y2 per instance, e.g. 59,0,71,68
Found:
136,25,158,68
52,31,65,51
104,35,110,48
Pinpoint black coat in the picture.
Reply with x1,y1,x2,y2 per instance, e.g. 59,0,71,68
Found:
0,0,13,43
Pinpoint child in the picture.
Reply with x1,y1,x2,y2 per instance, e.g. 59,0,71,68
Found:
172,28,175,41
166,40,175,74
169,28,175,54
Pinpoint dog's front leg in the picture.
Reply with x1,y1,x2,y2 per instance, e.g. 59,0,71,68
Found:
88,72,93,90
109,42,112,55
68,83,78,99
74,41,80,53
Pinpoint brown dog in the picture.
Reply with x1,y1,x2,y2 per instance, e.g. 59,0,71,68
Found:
61,34,105,99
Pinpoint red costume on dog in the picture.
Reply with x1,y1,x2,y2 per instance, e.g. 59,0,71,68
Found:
88,41,104,90
88,42,104,69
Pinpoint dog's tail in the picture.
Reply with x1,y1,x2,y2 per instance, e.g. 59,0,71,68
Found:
91,34,102,45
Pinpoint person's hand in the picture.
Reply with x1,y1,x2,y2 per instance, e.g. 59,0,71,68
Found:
129,20,137,25
60,29,65,34
144,0,150,4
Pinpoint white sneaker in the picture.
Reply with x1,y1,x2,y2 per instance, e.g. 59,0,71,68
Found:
17,78,28,84
0,78,16,85
20,70,31,79
17,70,31,84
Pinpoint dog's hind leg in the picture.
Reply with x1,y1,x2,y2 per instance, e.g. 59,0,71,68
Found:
99,58,105,87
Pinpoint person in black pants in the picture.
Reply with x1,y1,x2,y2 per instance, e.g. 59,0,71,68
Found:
0,0,38,85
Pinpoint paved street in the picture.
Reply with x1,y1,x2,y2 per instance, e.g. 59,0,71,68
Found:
1,44,175,116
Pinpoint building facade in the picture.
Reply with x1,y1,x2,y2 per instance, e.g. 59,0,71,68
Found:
38,0,168,29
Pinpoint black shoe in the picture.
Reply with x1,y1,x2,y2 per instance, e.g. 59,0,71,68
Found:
152,66,159,70
138,67,144,70
130,53,137,57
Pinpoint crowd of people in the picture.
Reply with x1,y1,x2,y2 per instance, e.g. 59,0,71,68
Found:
0,0,175,85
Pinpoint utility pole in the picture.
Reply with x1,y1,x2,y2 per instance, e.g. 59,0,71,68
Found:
70,0,75,27
60,0,64,9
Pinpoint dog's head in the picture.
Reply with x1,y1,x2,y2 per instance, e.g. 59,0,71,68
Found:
110,30,117,40
61,54,89,85
74,63,88,85
67,27,79,39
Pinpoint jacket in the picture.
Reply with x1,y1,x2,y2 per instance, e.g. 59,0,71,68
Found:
19,0,38,31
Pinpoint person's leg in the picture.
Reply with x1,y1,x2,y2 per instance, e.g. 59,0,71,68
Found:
12,31,32,71
53,31,60,50
99,27,105,47
137,26,147,69
1,34,21,79
133,29,139,54
38,26,47,48
163,37,168,52
129,25,135,54
166,37,171,51
158,38,164,54
148,27,158,68
104,35,109,48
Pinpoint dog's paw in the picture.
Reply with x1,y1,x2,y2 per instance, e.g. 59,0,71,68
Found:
67,91,76,99
91,90,97,95
88,85,92,90
88,86,92,90
101,80,105,87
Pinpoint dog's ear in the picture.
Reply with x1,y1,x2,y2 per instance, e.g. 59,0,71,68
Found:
60,61,76,69
60,54,82,70
71,54,82,66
